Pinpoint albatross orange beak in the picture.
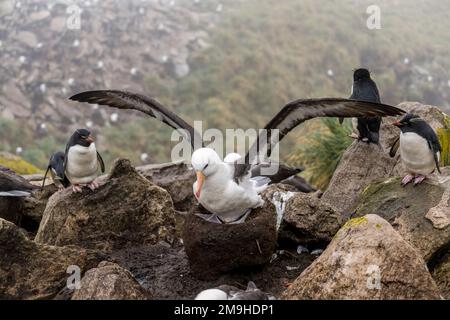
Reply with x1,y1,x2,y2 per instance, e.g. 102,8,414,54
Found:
195,171,205,199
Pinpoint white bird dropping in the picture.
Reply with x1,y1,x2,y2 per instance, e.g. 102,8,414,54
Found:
130,68,138,76
39,83,46,93
140,153,149,162
16,147,23,155
19,56,26,64
68,78,75,86
110,113,119,122
73,39,80,47
327,69,334,77
403,57,410,65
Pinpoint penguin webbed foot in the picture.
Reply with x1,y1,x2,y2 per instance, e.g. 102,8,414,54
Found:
413,175,426,186
72,185,83,193
87,180,99,191
401,174,414,187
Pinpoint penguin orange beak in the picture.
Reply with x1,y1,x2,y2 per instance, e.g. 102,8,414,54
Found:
392,120,401,127
195,171,205,199
86,135,94,143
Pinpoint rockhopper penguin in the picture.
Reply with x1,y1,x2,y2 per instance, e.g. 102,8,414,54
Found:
341,68,382,143
42,151,70,189
391,113,441,186
63,129,105,193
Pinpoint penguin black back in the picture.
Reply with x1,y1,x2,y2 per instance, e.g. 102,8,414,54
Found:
349,68,382,144
42,151,71,188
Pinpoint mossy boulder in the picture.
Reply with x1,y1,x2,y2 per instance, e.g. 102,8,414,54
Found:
355,168,450,262
0,152,40,175
282,214,442,300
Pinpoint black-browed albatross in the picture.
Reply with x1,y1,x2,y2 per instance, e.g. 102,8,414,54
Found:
70,90,405,223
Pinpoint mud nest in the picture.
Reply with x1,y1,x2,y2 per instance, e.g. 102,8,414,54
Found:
183,203,277,280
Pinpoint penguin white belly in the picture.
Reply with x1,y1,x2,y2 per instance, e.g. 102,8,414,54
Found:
400,132,439,175
66,144,99,185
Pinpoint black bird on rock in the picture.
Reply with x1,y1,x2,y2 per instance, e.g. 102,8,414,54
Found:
340,68,382,144
42,151,71,189
0,165,39,197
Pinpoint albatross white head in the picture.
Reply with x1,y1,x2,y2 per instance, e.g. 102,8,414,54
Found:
191,148,222,199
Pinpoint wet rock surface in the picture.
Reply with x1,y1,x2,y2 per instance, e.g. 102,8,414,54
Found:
35,159,176,252
282,215,442,300
0,218,102,300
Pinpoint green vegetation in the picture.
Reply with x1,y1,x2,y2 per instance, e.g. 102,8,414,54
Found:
288,119,353,190
0,151,40,174
1,0,450,188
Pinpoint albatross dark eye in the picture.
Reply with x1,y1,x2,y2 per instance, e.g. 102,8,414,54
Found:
203,163,209,170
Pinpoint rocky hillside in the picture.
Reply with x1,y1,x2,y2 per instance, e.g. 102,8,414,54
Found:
0,0,221,128
1,101,450,300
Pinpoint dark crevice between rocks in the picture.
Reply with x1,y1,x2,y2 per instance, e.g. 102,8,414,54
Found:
428,242,450,272
277,223,330,250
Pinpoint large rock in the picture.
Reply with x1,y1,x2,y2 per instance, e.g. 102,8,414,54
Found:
322,102,449,218
263,184,342,246
71,261,149,300
355,168,450,262
137,161,196,212
282,215,442,300
35,159,176,252
0,218,101,299
183,203,277,279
